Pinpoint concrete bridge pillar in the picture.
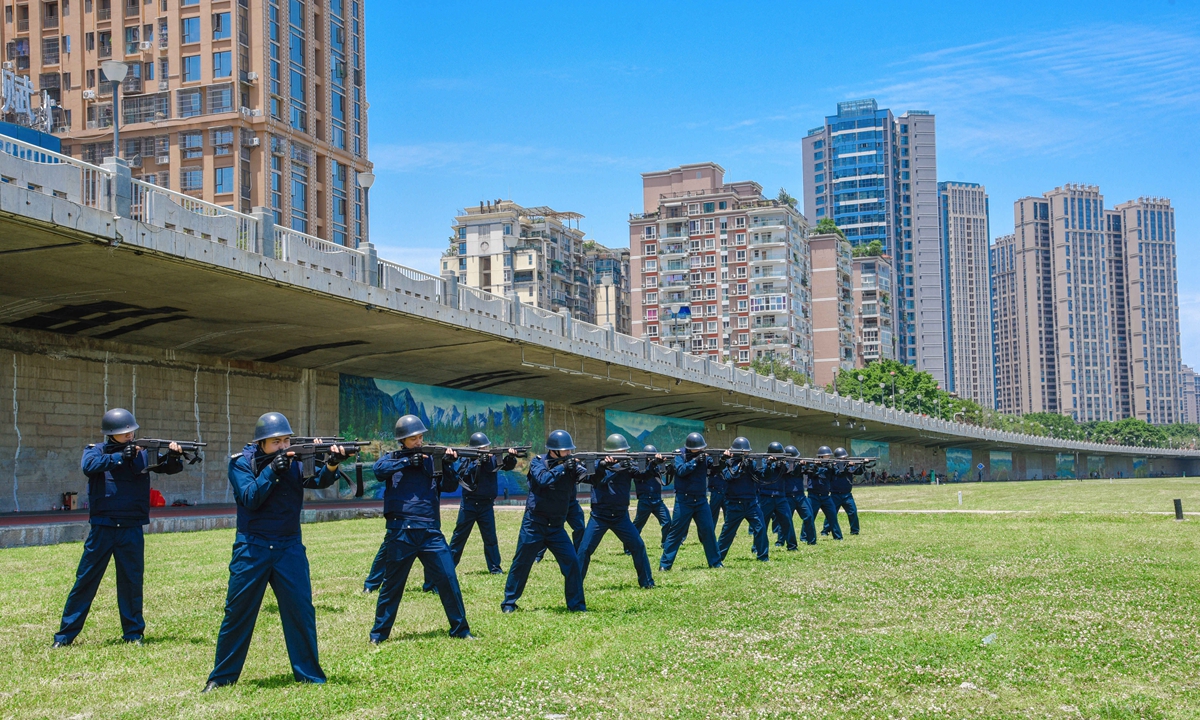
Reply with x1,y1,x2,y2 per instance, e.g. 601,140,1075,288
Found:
101,157,131,219
251,206,275,258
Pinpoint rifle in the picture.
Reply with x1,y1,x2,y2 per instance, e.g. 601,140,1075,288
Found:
566,451,668,480
799,457,878,469
422,446,530,492
133,439,207,470
287,439,372,495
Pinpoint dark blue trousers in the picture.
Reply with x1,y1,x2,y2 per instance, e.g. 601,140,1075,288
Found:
829,492,859,535
709,489,726,524
781,495,814,547
536,497,584,561
659,493,721,569
503,512,586,611
812,494,842,540
366,510,442,593
758,495,794,549
449,498,503,573
209,539,325,686
371,527,471,640
632,496,671,547
55,524,145,644
717,498,769,562
578,509,654,588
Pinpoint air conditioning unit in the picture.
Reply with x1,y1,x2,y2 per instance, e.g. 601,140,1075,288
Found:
243,137,260,147
139,41,153,51
82,89,96,100
129,155,143,168
250,108,263,117
86,120,98,129
2,62,11,70
239,106,251,117
156,155,170,165
246,71,258,82
158,80,168,91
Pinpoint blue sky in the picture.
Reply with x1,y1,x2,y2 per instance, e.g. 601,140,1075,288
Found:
363,1,1200,361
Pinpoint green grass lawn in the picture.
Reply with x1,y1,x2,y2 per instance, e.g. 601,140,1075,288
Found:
4,479,1200,718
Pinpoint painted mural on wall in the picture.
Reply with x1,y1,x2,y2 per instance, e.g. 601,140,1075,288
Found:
1087,456,1105,478
1056,453,1076,479
990,451,1013,481
1133,457,1149,478
605,410,704,454
339,374,544,496
945,448,973,481
851,439,890,472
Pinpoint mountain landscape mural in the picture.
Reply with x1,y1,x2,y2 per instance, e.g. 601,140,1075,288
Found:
604,410,703,456
339,374,544,495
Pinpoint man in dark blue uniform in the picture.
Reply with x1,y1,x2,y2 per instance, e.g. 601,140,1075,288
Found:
368,415,473,642
716,437,769,562
808,445,842,541
204,412,342,692
756,442,794,551
577,434,657,589
53,409,184,648
448,432,518,574
631,444,671,550
501,430,587,613
778,445,812,548
827,447,864,536
659,432,724,571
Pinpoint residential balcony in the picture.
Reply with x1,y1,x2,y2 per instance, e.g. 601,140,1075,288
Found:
750,285,787,297
751,337,790,348
659,243,687,257
748,233,786,246
16,19,28,32
749,253,786,266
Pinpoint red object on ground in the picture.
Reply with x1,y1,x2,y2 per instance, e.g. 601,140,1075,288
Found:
149,489,166,507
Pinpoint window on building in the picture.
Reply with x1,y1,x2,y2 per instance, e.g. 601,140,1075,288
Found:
179,130,202,158
212,11,230,39
210,127,233,155
214,166,233,194
213,51,231,78
181,16,200,44
179,166,202,192
182,55,200,82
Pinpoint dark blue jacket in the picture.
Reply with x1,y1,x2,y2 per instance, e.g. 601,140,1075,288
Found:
757,459,788,497
229,444,338,544
673,451,717,496
454,453,516,502
375,450,459,528
783,463,806,496
707,461,728,493
590,460,634,512
525,453,582,523
829,462,864,494
82,441,183,527
808,464,834,497
722,458,761,501
634,460,665,500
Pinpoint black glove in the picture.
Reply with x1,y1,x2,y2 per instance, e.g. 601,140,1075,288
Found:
122,444,138,462
270,453,291,475
327,449,348,466
168,446,183,457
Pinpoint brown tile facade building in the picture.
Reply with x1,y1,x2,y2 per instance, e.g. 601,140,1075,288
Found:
991,186,1182,424
2,0,370,245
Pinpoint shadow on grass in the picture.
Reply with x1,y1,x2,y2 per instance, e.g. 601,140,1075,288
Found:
373,628,452,643
139,634,211,647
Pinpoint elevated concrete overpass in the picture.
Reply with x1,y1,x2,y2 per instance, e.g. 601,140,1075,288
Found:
0,137,1195,515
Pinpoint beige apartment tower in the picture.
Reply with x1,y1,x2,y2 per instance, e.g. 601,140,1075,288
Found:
808,232,854,387
2,0,371,244
852,252,895,367
629,162,813,374
938,181,994,408
444,201,596,323
991,186,1182,424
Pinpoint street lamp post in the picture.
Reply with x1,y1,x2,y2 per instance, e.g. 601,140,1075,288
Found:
899,387,906,411
890,371,896,409
915,393,922,416
878,382,885,406
356,170,375,249
857,374,865,402
100,60,129,162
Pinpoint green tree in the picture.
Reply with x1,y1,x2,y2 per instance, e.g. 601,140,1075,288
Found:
851,240,884,257
750,355,810,386
777,187,798,209
813,217,845,240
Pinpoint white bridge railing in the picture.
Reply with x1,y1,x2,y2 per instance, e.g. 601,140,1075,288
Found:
1,133,1195,459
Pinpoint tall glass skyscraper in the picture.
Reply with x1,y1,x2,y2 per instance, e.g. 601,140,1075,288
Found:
802,99,947,385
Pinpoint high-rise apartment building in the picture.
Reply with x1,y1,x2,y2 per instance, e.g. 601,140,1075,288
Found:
809,232,854,386
1181,365,1198,425
2,0,371,245
802,99,946,384
444,200,594,323
1114,197,1181,423
939,181,994,407
852,252,895,367
991,186,1182,423
585,242,631,334
629,162,813,374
